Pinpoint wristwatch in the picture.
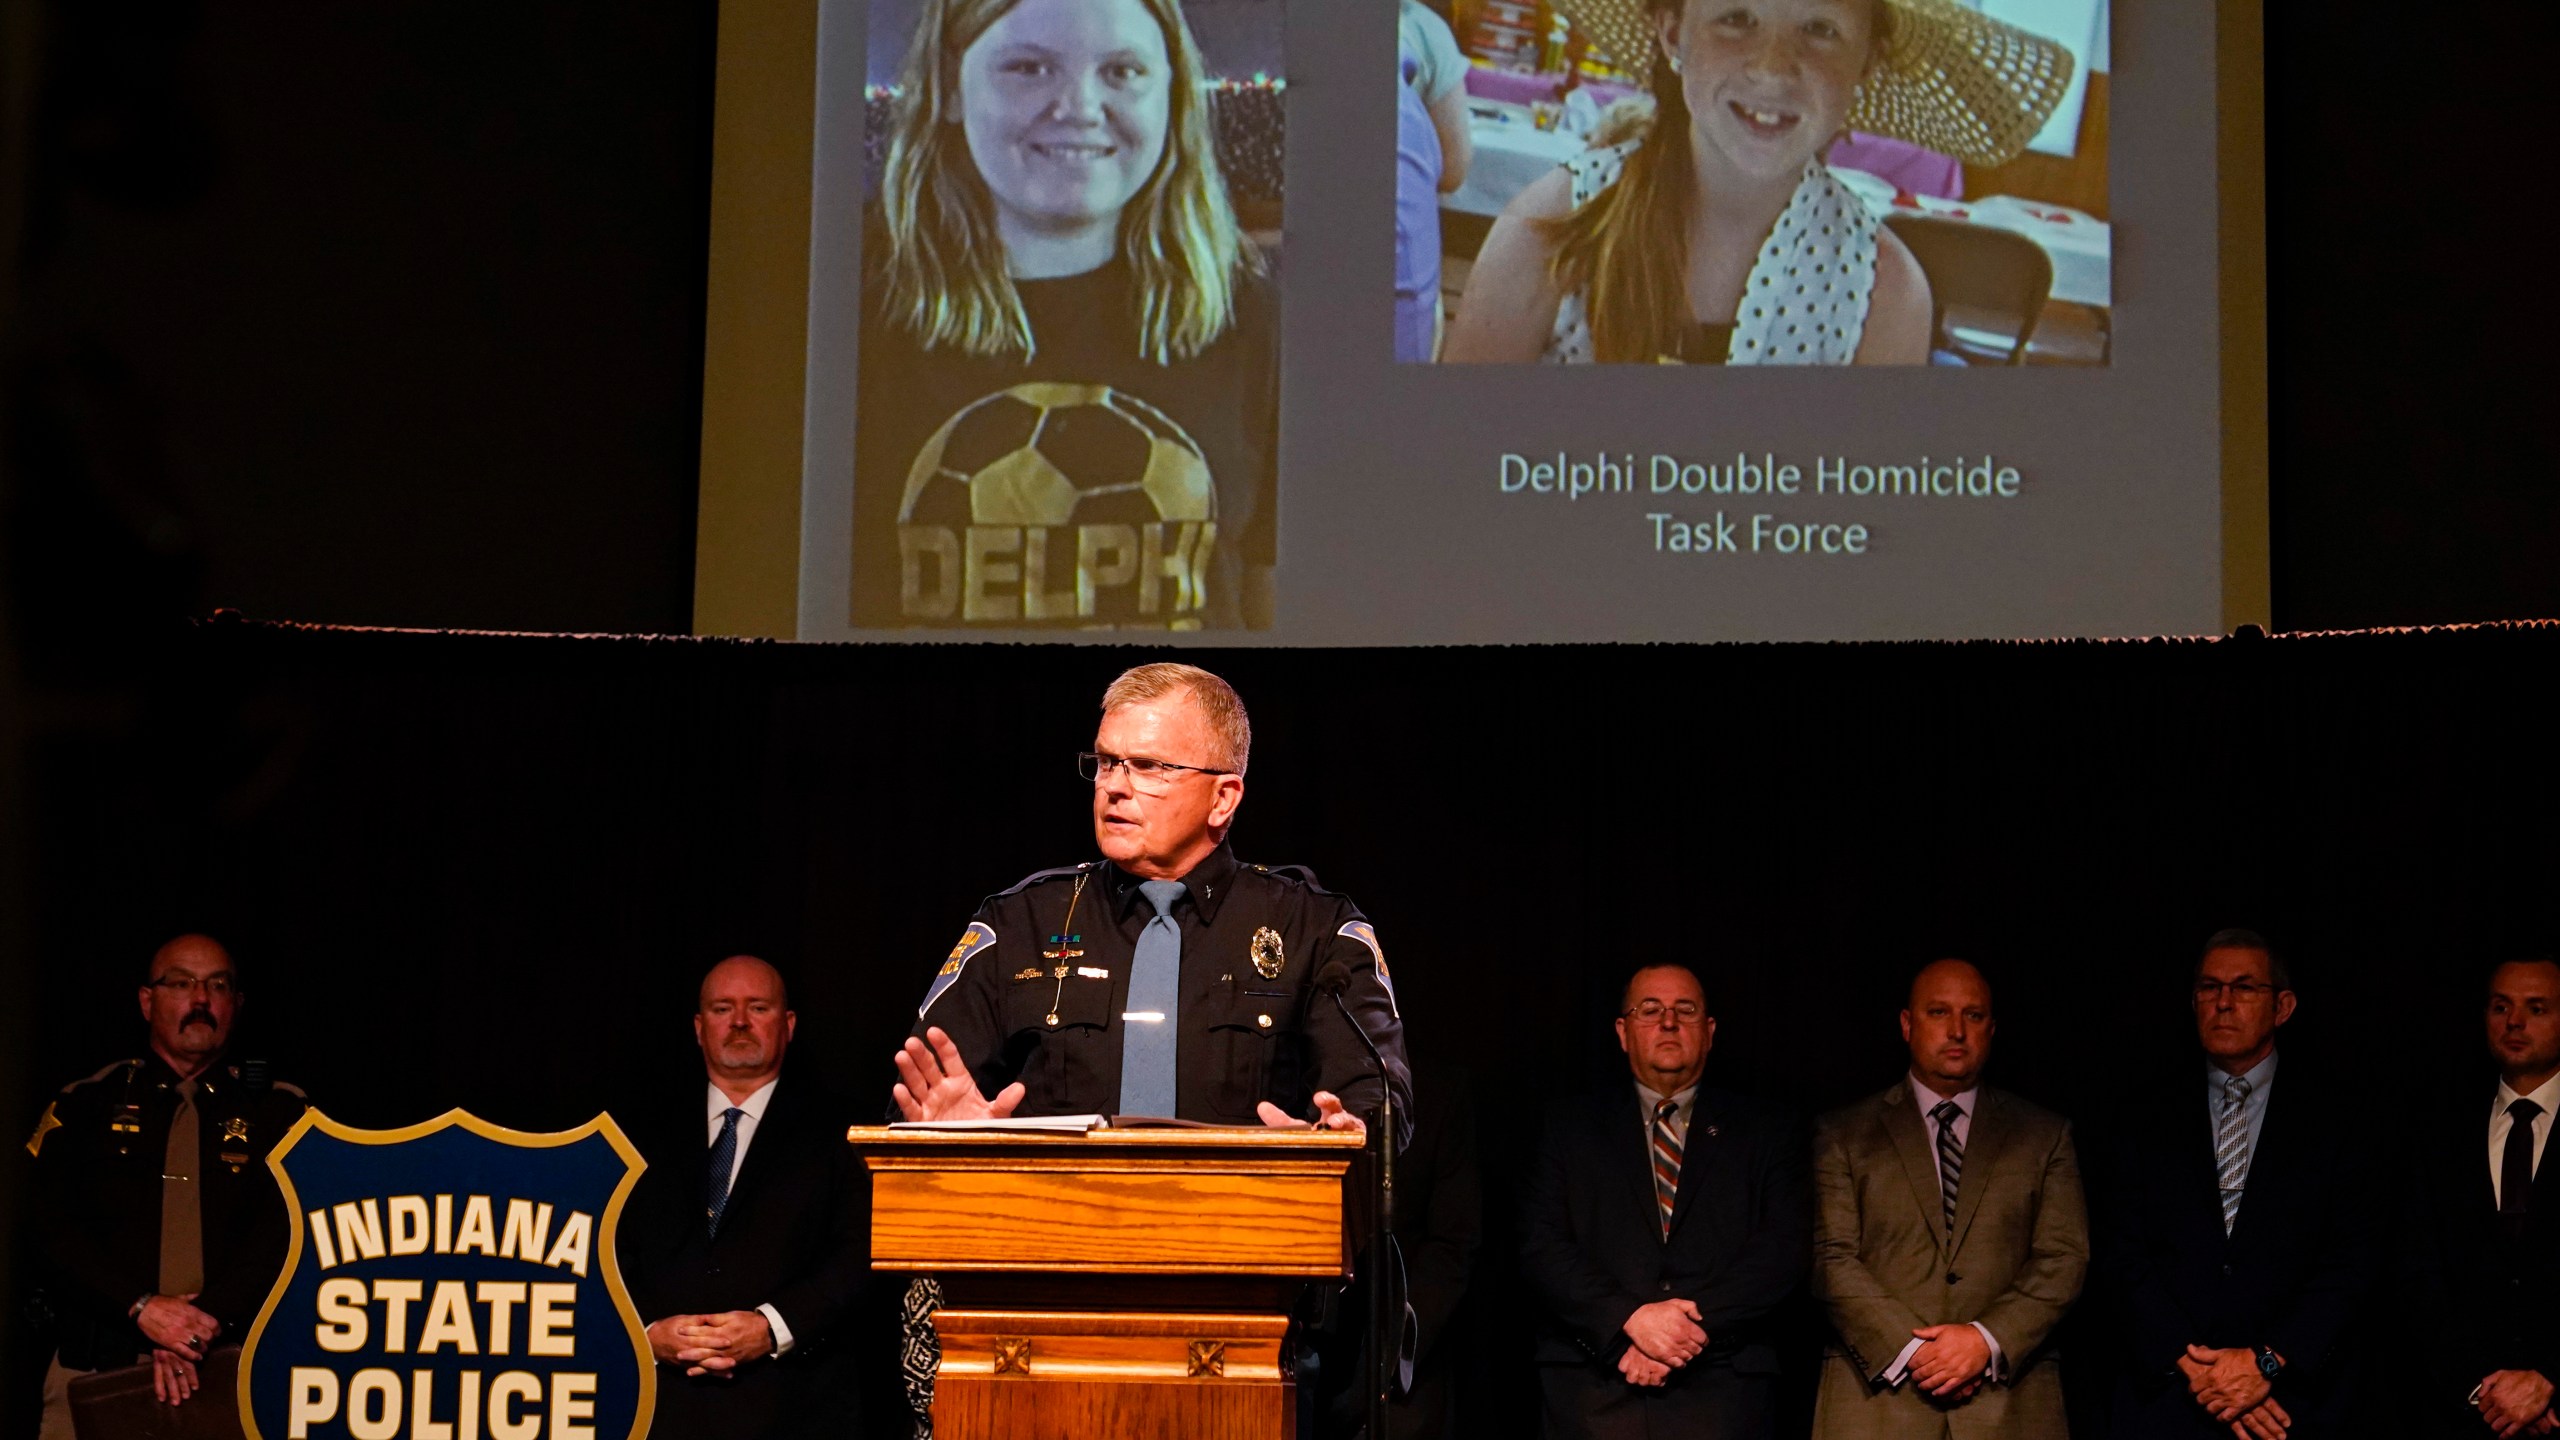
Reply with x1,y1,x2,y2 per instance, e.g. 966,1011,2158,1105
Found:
2255,1346,2285,1381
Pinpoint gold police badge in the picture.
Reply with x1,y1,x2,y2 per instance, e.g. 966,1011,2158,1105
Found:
1249,927,1286,980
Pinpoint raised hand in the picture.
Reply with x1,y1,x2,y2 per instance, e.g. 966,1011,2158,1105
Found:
892,1027,1024,1122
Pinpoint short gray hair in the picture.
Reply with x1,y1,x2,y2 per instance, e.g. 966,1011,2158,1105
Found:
2196,928,2293,993
1101,663,1252,774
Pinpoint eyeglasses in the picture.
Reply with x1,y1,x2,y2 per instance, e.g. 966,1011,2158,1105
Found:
1077,751,1232,793
2193,979,2278,1002
149,974,237,998
1624,1000,1705,1025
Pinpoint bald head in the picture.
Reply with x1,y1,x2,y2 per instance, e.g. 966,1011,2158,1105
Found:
1901,959,1994,1095
694,956,795,1099
699,955,788,1010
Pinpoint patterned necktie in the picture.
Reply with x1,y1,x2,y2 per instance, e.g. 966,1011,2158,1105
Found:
2214,1076,2254,1235
1651,1099,1683,1239
706,1106,744,1238
2502,1098,2543,1217
160,1079,205,1295
1931,1099,1965,1236
1118,879,1187,1118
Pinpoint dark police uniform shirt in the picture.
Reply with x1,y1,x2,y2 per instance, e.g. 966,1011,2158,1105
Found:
25,1055,309,1368
909,844,1412,1145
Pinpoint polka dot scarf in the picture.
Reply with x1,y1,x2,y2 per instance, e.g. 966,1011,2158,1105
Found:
1545,141,1880,365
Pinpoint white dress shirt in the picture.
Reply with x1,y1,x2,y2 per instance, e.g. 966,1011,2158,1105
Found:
1880,1077,2005,1387
699,1078,794,1354
2489,1070,2560,1208
1634,1079,1699,1136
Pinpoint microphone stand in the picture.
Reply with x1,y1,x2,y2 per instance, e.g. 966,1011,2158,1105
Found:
1326,983,1393,1440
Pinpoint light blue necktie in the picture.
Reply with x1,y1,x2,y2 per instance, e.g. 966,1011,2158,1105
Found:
706,1106,743,1238
1118,879,1186,1117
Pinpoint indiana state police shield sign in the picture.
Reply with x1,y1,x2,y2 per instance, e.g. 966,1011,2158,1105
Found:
239,1111,653,1440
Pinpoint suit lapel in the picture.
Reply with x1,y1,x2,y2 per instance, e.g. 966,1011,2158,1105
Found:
2227,1070,2296,1248
1948,1088,2012,1257
1611,1091,1659,1241
1880,1085,1948,1251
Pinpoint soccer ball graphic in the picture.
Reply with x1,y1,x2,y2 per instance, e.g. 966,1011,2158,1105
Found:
898,382,1215,529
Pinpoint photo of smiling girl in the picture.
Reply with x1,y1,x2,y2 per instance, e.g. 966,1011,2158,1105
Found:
851,0,1280,631
1441,0,2074,365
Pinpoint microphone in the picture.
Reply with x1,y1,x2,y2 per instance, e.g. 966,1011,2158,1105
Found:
1313,957,1404,1435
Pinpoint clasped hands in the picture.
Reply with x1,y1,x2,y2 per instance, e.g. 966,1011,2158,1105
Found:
1617,1299,1706,1387
2474,1369,2559,1439
646,1311,775,1377
891,1026,1367,1133
137,1294,219,1405
2179,1345,2290,1440
1906,1323,1994,1401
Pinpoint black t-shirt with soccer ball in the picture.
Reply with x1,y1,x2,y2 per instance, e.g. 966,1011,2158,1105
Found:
853,254,1278,631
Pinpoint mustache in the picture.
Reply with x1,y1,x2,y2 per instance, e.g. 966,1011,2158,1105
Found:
181,1008,218,1028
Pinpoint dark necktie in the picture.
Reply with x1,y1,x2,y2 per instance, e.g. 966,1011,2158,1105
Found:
706,1106,744,1238
1118,879,1186,1117
160,1079,204,1295
1931,1099,1965,1236
2503,1098,2543,1217
1651,1099,1683,1239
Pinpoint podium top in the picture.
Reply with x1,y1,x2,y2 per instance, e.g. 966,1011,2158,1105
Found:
845,1124,1365,1151
846,1123,1362,1277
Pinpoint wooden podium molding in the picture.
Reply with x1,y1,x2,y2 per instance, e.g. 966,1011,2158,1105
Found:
846,1127,1364,1440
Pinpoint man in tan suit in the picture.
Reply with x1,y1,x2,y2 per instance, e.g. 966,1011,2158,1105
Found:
1812,959,2088,1439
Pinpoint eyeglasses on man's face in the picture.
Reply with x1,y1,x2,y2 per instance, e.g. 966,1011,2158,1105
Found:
1077,751,1233,793
1624,999,1705,1025
2192,979,2277,1003
149,973,237,999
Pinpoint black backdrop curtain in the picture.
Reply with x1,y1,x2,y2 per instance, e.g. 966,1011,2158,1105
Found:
15,618,2560,1437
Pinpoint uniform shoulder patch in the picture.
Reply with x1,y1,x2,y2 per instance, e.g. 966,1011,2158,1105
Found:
919,922,1000,1018
991,862,1091,901
24,1102,60,1158
1336,920,1399,1017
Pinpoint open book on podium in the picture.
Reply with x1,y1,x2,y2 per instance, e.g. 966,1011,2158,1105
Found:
846,1121,1366,1440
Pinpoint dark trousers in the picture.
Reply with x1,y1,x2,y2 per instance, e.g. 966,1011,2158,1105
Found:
1538,1358,1773,1440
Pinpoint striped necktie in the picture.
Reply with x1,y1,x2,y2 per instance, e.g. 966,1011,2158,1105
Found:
1931,1099,1964,1236
1651,1098,1683,1239
2214,1076,2254,1235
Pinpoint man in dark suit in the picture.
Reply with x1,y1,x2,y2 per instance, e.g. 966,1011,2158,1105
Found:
1522,962,1811,1439
2405,957,2560,1438
2095,930,2375,1439
622,956,869,1440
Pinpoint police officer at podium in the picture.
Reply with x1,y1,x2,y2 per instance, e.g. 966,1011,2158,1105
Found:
891,662,1410,1136
887,662,1412,1434
24,934,308,1439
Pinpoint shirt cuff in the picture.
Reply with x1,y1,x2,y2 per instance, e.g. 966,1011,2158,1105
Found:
1879,1336,1928,1385
758,1303,794,1356
1972,1322,2005,1383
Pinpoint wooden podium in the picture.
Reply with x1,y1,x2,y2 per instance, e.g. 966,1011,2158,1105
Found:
845,1125,1365,1440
